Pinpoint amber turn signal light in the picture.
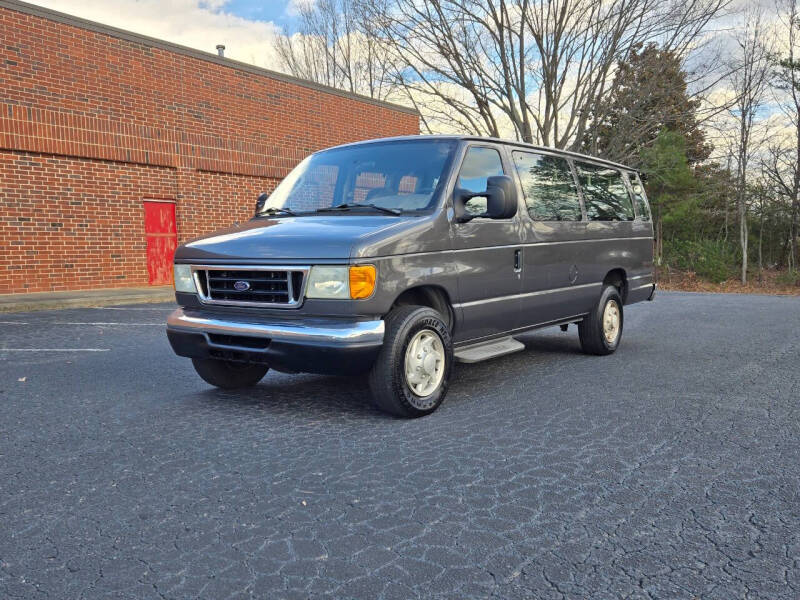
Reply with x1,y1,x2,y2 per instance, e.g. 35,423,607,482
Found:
349,265,376,299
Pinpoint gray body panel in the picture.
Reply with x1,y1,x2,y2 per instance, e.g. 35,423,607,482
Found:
173,136,654,351
179,215,428,261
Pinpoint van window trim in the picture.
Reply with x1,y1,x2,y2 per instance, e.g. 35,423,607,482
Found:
621,171,639,220
625,170,652,222
509,147,587,223
452,142,517,222
568,158,588,221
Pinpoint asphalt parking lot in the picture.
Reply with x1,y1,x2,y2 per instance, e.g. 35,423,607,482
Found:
1,291,799,599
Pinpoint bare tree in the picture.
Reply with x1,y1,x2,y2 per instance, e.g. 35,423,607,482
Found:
365,0,729,147
766,0,800,271
727,10,773,285
750,180,769,280
275,0,394,100
763,139,799,270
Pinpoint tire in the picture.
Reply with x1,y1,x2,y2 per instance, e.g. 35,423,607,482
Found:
368,305,453,418
191,358,269,389
578,285,624,355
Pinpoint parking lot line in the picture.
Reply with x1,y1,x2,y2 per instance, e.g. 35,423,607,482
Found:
0,348,110,352
95,307,171,310
52,322,163,326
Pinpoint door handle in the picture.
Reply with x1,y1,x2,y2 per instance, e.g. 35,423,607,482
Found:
514,249,522,272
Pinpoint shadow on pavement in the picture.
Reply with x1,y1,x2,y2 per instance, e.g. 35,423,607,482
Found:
182,332,587,419
189,373,386,419
514,331,584,355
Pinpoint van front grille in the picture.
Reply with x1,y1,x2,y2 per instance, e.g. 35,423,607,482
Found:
208,269,289,303
194,266,308,308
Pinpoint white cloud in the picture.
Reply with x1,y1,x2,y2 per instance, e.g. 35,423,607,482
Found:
285,0,316,17
25,0,283,70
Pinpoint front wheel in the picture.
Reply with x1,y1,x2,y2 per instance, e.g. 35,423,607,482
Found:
369,305,453,418
578,286,624,355
191,358,269,389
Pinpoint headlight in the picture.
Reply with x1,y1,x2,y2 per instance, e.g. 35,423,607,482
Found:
306,265,376,299
173,264,196,293
306,266,349,299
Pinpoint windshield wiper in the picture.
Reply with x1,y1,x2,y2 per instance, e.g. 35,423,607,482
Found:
259,207,296,217
316,203,402,215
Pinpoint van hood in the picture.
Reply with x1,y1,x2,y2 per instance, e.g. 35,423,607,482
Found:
174,215,422,262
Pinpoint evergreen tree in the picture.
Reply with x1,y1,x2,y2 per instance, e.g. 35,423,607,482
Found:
583,44,711,166
639,130,696,261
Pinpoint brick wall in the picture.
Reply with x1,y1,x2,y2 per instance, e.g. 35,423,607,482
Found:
0,1,419,294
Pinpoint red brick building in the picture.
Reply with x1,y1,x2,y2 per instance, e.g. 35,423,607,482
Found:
0,0,419,294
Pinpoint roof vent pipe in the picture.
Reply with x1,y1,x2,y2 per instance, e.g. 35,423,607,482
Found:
216,44,225,57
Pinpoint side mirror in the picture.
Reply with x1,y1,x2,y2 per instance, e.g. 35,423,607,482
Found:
454,174,517,222
255,192,269,214
484,175,517,219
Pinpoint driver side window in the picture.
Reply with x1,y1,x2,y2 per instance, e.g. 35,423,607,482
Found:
457,146,504,215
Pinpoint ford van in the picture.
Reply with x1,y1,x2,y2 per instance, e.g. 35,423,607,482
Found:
166,135,655,417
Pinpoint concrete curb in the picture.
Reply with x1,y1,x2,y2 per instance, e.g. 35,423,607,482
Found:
0,287,175,313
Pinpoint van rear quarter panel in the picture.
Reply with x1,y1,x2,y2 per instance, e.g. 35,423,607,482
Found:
579,220,655,298
517,220,653,327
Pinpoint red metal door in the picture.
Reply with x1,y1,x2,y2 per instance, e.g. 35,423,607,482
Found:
143,201,177,285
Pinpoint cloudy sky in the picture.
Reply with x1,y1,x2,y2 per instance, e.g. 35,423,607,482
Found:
23,0,793,159
24,0,305,70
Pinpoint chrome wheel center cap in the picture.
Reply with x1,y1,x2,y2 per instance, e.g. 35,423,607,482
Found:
404,329,445,397
602,300,620,344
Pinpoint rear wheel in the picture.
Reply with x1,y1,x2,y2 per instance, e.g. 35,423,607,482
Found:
191,358,269,389
369,305,453,418
578,286,623,355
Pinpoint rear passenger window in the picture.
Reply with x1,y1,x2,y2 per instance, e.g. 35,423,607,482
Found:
575,162,634,221
512,151,582,221
457,146,505,215
629,173,651,221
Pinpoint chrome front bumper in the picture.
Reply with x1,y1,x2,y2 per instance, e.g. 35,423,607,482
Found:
166,308,385,346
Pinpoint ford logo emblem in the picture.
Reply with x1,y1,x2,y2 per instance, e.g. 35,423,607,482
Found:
233,280,251,291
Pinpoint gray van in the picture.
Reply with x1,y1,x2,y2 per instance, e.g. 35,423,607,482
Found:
166,135,655,417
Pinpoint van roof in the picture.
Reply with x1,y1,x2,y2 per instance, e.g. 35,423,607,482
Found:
325,134,636,172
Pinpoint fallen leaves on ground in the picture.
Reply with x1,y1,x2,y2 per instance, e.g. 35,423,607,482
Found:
657,268,800,296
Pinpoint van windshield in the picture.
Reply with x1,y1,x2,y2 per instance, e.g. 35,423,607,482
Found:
259,140,457,216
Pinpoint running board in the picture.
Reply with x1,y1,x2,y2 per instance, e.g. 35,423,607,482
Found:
454,337,526,364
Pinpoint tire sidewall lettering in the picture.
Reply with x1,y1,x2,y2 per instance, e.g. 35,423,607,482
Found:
396,315,452,411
